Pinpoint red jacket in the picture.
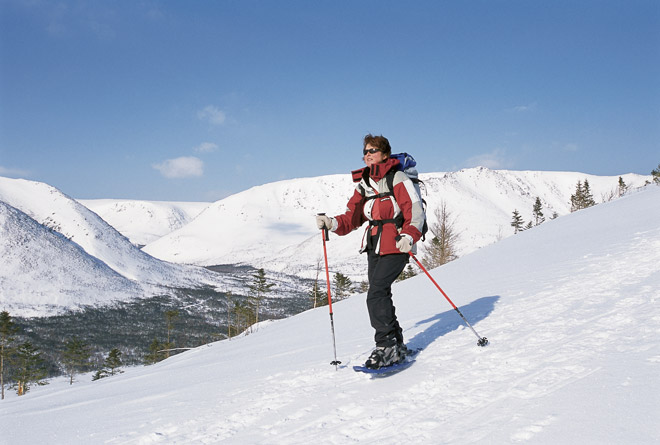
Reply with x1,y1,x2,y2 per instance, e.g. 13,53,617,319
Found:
333,158,425,255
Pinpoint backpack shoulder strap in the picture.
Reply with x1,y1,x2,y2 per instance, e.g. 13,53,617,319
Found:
386,169,396,195
363,169,397,201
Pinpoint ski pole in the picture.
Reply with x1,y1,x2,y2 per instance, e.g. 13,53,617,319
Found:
319,214,341,369
408,251,489,347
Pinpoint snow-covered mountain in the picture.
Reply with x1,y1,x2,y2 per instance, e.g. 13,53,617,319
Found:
0,201,144,317
142,168,650,280
1,170,650,316
2,185,658,444
78,199,210,247
142,173,352,265
0,177,233,316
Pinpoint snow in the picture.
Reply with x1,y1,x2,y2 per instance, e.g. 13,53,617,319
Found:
2,185,659,444
141,168,650,282
3,169,649,316
0,201,143,317
0,177,235,316
78,199,210,246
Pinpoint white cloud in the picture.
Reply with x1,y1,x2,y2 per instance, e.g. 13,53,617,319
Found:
465,149,512,169
153,156,204,179
88,20,116,41
508,102,537,113
197,105,226,126
563,143,579,152
145,5,166,21
194,142,218,153
0,165,30,177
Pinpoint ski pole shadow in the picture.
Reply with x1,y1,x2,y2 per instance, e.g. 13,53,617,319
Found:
407,296,499,351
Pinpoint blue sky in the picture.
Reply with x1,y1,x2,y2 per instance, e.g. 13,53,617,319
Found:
1,0,658,201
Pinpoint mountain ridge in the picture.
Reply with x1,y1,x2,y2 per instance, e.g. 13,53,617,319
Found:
78,198,210,247
0,169,651,315
0,201,144,317
0,177,235,316
141,167,650,280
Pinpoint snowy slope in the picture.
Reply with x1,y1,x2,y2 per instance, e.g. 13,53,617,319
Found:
2,185,658,444
0,201,144,317
0,177,224,288
0,177,239,316
142,174,354,266
143,168,650,281
78,199,209,246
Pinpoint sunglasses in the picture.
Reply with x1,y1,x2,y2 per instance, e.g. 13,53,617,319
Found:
363,148,381,155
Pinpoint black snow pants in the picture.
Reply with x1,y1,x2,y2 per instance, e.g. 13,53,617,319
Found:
366,247,409,347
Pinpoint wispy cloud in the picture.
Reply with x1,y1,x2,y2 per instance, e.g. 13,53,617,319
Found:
197,105,226,126
508,102,537,113
145,4,166,21
31,1,117,40
464,149,512,169
153,156,204,179
194,142,218,153
563,143,579,152
87,20,116,40
0,165,30,177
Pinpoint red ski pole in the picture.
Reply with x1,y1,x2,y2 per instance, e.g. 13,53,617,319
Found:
319,214,341,369
408,252,488,347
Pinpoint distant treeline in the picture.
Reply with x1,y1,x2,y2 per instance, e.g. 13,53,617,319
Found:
1,268,314,398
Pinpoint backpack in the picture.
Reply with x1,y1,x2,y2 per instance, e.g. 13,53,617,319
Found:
360,152,428,241
390,153,424,204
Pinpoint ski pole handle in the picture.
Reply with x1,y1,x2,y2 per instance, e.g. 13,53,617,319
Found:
317,213,329,241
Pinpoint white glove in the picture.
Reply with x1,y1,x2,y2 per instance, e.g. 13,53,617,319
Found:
396,234,413,253
316,214,336,231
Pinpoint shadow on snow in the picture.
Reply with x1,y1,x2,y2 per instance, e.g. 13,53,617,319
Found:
407,295,499,351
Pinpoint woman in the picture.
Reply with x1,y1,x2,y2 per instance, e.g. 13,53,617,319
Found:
316,134,425,369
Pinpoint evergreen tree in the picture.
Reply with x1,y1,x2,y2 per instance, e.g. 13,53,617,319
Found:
144,338,166,365
532,197,545,225
396,264,417,282
333,272,353,300
582,179,596,207
93,348,124,380
422,201,460,268
570,179,596,212
164,310,179,358
104,348,123,376
570,180,584,212
617,177,628,197
652,163,660,184
0,311,19,400
247,268,275,325
12,341,48,396
511,209,524,234
61,336,91,385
